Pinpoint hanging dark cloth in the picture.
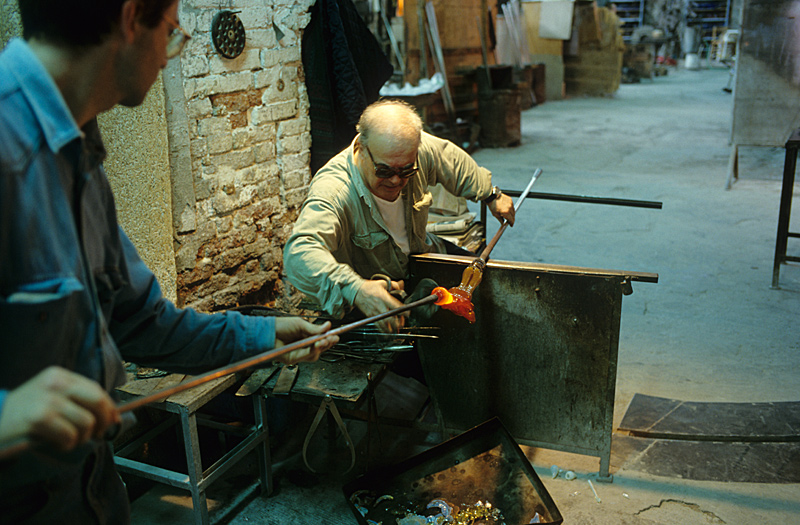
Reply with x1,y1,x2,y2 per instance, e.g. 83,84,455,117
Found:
302,0,394,174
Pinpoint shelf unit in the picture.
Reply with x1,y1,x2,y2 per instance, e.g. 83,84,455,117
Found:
614,0,645,42
689,0,731,44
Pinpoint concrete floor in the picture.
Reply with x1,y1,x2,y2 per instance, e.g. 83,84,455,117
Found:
130,65,800,524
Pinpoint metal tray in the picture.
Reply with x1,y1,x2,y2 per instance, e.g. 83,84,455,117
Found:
343,418,562,524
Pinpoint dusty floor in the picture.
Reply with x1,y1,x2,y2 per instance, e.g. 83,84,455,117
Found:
129,65,800,524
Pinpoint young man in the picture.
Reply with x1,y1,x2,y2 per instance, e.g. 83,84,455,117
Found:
284,100,515,332
0,1,337,522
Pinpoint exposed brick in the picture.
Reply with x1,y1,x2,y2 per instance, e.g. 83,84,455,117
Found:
212,148,256,170
234,165,258,186
259,246,282,269
244,238,270,258
277,134,303,155
213,246,247,272
215,215,233,234
182,54,210,78
209,48,261,75
190,137,207,158
267,100,297,121
210,92,250,114
264,74,298,103
232,128,252,149
250,105,273,126
285,187,307,209
260,47,301,69
246,28,278,49
207,133,233,155
197,116,230,137
186,98,213,119
173,2,315,310
174,238,203,272
254,142,276,163
279,152,310,172
237,6,272,29
230,112,248,129
252,124,277,144
253,68,277,90
277,117,309,138
283,169,306,191
185,71,252,100
257,175,281,199
248,89,264,107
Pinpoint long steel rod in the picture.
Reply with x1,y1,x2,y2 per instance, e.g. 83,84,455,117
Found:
479,168,542,261
0,294,438,459
118,294,438,413
502,190,663,209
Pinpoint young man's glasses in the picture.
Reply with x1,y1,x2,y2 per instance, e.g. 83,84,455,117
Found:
365,144,418,179
164,15,191,59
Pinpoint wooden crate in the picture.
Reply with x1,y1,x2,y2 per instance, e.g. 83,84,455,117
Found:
403,0,490,125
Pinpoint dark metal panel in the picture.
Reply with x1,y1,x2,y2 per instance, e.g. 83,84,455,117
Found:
409,254,645,477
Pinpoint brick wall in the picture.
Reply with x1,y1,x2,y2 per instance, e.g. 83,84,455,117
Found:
171,0,314,312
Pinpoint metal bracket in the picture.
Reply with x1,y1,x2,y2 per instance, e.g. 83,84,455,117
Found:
302,394,356,475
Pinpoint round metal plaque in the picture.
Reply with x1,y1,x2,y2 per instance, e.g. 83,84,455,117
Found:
211,10,246,59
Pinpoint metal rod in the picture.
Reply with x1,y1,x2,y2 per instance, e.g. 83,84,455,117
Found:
479,168,542,262
381,11,406,76
425,1,456,123
0,294,439,459
476,15,492,89
118,294,438,413
502,190,663,209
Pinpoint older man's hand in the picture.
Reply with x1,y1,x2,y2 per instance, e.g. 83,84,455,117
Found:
488,192,515,226
353,278,407,333
274,318,339,364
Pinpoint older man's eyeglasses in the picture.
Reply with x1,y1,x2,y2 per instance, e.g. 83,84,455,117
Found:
164,15,191,59
364,145,418,179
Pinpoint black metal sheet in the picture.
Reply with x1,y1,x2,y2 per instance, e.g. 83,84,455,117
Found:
619,393,800,441
408,254,643,475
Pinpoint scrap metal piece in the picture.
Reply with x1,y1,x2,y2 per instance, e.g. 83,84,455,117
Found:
272,364,298,395
235,366,278,396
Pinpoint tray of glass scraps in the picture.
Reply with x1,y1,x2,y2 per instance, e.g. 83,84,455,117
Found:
343,417,562,524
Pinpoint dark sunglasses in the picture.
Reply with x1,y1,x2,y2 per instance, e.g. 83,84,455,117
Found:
364,144,418,179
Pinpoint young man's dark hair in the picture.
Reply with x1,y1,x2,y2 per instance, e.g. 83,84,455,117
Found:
18,0,174,46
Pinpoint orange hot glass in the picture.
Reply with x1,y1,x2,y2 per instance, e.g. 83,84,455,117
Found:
432,286,476,323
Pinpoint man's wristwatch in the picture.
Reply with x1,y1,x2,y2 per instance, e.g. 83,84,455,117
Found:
483,185,502,204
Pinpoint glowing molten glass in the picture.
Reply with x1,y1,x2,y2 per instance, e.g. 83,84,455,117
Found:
430,259,487,323
432,286,476,323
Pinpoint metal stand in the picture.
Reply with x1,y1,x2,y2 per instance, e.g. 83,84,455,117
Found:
772,128,800,288
115,375,271,525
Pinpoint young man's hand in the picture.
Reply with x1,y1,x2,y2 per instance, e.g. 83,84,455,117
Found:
274,318,339,364
0,366,120,452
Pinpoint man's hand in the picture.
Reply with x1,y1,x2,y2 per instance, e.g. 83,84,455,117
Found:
274,318,339,364
488,192,515,226
354,278,407,333
0,366,120,452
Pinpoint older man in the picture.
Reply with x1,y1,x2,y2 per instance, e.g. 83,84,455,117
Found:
0,0,337,522
284,100,515,332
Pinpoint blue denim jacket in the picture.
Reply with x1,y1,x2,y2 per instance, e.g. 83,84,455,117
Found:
0,39,276,522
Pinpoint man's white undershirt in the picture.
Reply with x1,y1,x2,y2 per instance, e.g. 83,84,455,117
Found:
372,194,410,255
